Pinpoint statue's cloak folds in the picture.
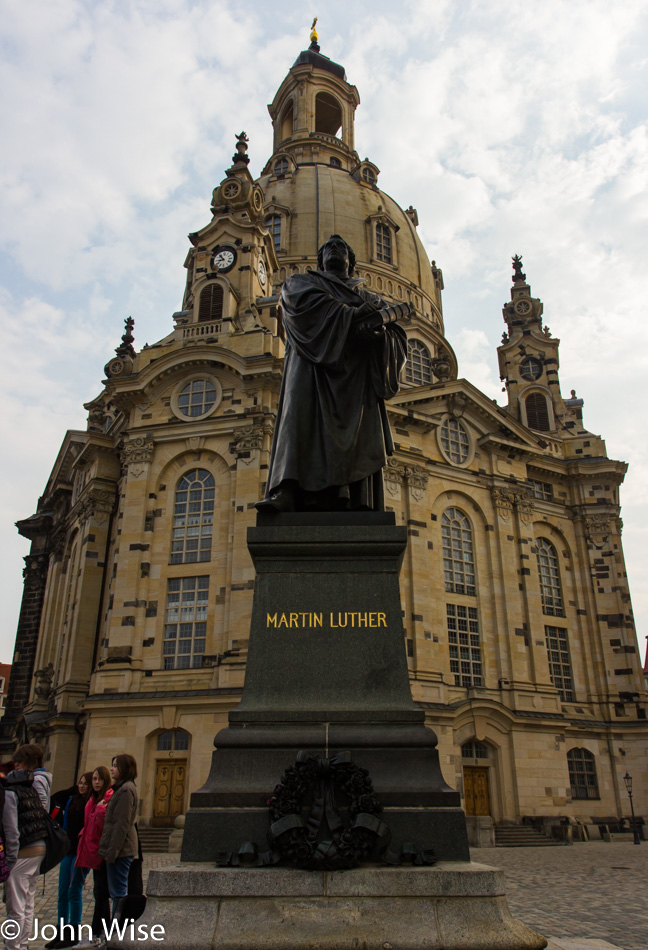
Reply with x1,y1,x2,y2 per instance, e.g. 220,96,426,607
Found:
266,270,407,497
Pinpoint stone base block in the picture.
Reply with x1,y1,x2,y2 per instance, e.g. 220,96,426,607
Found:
112,863,547,950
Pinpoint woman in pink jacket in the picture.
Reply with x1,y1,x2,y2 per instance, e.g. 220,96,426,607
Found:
74,767,112,949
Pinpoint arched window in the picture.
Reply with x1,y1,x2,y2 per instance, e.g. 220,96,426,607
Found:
405,339,432,385
442,508,475,595
545,625,573,701
525,392,550,431
329,156,342,168
315,92,342,136
198,284,223,323
157,729,190,751
279,103,293,142
535,537,564,616
265,214,281,253
567,748,599,799
362,166,376,184
171,469,215,564
376,223,392,264
274,157,289,176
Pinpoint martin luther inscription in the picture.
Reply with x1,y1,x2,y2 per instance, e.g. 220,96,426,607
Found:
266,611,388,629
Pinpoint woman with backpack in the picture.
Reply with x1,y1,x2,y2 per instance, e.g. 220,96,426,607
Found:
73,767,113,950
1,744,51,950
44,772,93,950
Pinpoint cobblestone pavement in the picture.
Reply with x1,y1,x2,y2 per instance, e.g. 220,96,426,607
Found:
473,840,646,950
5,841,645,949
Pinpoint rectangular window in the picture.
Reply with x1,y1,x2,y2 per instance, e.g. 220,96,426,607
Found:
447,604,482,687
545,625,574,702
164,576,209,670
376,223,392,264
527,479,553,501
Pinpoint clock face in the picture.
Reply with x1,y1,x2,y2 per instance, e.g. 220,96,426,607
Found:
212,247,236,272
258,258,267,287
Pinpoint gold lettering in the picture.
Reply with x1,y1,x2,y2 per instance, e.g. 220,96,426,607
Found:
277,613,288,628
314,612,323,627
289,613,299,627
267,613,277,627
330,612,338,627
337,613,348,627
358,613,368,627
369,613,376,627
377,612,387,627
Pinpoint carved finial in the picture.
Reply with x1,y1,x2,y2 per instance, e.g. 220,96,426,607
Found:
115,316,135,359
310,16,320,52
232,131,250,166
512,254,526,283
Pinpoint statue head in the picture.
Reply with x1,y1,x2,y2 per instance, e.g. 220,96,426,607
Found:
317,234,356,278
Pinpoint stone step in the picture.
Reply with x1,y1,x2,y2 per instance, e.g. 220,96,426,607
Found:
138,828,174,852
495,825,561,847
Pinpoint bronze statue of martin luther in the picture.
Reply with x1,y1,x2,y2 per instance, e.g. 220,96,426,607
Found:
257,234,409,513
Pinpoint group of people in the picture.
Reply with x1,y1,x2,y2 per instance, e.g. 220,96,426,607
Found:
0,745,139,950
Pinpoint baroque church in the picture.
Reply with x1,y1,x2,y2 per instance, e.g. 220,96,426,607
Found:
4,38,646,843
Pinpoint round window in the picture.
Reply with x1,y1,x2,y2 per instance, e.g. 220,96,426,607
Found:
439,417,471,465
520,356,543,381
172,376,222,420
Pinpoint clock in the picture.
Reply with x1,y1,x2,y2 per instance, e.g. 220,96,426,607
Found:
258,258,267,288
211,246,237,273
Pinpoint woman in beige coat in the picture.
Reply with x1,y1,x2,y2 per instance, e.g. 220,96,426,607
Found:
98,754,138,914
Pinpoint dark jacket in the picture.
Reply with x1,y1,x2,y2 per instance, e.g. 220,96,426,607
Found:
98,780,138,864
1,769,48,866
63,793,88,855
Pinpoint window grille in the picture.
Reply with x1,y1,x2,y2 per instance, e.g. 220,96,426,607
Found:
545,626,574,701
442,508,475,596
462,740,489,759
440,418,470,465
567,748,599,799
171,469,214,564
274,157,289,175
198,284,223,323
405,339,432,385
528,479,553,501
157,729,190,751
536,537,564,616
376,223,392,264
447,604,482,687
176,379,218,419
164,576,209,670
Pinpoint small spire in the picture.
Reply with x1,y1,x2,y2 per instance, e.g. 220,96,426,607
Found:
512,254,526,283
309,16,320,52
115,316,135,359
232,131,250,166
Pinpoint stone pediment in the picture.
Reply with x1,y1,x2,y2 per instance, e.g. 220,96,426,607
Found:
389,378,546,458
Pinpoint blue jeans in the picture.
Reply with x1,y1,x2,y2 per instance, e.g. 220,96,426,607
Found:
56,854,89,928
105,857,133,913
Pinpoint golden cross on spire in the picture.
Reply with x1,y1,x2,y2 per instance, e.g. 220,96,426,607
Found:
310,17,319,46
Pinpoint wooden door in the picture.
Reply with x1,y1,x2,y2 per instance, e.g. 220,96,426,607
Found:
152,760,187,826
463,766,490,816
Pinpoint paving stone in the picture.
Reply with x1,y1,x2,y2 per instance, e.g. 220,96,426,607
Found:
10,840,645,949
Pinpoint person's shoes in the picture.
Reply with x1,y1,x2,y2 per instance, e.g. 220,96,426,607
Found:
44,939,65,949
57,939,78,950
255,488,295,513
72,939,99,949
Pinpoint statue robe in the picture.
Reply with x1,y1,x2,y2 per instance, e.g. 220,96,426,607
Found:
265,269,407,508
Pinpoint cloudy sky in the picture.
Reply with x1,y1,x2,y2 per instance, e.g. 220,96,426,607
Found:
1,0,647,666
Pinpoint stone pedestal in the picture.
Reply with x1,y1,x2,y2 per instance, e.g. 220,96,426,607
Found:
182,513,469,863
113,864,547,950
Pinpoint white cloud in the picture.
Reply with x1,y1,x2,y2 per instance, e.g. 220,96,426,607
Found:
1,0,648,665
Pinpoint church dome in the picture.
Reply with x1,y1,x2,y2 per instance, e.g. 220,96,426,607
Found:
255,47,446,338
